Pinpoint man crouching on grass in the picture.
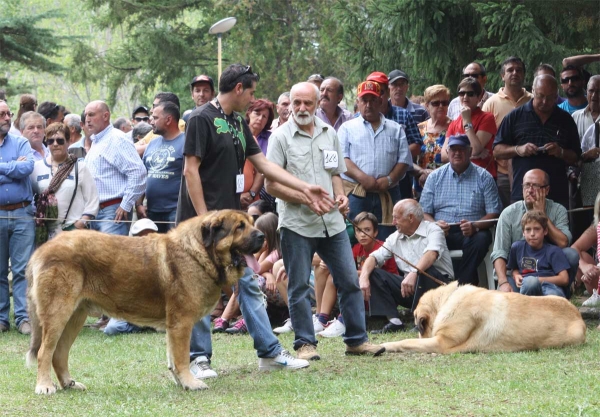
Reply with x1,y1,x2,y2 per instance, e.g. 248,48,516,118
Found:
507,210,571,297
266,81,385,361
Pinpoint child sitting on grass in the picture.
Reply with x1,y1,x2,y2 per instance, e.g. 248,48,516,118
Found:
507,210,570,297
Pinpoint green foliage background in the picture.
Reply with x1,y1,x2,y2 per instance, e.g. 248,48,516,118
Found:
1,0,598,119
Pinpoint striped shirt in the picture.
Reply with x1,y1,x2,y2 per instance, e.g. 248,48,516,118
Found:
85,124,146,211
403,99,430,124
420,162,502,223
385,101,423,146
338,115,413,182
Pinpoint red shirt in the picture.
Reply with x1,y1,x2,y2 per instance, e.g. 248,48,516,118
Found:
447,108,498,178
353,240,398,275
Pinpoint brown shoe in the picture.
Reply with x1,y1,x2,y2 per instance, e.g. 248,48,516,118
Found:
18,321,31,335
345,341,385,356
87,315,110,329
0,323,8,333
297,344,321,361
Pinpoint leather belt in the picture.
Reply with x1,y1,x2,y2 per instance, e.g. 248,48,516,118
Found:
0,201,31,211
99,198,123,210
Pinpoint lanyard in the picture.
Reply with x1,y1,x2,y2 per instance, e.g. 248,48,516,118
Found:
214,98,246,174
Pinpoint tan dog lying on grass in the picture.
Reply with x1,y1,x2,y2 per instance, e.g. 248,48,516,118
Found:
26,210,264,394
382,281,586,354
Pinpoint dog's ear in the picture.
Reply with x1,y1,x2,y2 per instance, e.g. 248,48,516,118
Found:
201,217,225,247
417,315,428,335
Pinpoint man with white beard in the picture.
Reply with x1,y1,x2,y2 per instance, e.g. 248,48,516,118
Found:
266,82,385,361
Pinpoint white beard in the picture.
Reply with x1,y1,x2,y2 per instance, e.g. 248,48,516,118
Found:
293,111,315,126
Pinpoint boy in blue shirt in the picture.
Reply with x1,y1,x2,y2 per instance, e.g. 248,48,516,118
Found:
507,210,570,297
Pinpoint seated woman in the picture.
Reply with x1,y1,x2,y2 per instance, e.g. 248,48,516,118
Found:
571,192,600,306
441,77,497,178
30,123,98,243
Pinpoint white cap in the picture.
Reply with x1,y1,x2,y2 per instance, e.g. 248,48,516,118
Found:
130,218,158,236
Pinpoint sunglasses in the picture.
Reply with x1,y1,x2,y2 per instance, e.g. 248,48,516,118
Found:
462,73,482,78
430,100,450,107
0,111,14,119
134,116,150,122
238,65,260,82
47,137,66,145
251,214,260,222
560,75,581,84
458,91,477,97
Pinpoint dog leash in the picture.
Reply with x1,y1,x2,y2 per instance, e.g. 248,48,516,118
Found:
344,214,447,286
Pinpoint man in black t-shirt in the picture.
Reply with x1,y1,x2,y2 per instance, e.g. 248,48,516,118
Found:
177,64,335,380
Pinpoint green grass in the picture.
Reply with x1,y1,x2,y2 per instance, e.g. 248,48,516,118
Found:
1,319,599,417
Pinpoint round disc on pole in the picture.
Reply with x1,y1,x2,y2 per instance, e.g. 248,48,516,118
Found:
209,17,237,35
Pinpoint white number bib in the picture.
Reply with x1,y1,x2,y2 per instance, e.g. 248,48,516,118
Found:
323,149,338,169
236,174,245,193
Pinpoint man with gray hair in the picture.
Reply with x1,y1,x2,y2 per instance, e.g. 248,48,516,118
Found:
316,77,353,131
267,81,384,360
131,121,152,143
65,113,86,158
572,75,600,140
359,199,454,333
493,74,581,209
20,111,47,161
113,117,132,134
271,92,291,129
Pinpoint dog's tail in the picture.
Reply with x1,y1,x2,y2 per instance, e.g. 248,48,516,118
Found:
25,261,42,368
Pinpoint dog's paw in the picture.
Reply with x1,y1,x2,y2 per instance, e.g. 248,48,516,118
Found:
35,383,57,395
182,379,209,391
64,380,86,391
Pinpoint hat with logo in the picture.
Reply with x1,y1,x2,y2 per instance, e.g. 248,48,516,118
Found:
357,81,382,98
190,75,215,91
388,69,409,84
366,71,389,85
447,134,471,148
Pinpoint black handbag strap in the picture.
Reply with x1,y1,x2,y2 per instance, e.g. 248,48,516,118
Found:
595,120,599,149
62,159,78,226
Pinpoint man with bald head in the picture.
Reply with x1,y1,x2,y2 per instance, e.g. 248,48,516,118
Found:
359,199,453,333
572,75,600,141
493,75,581,209
84,100,146,235
267,81,384,359
316,77,353,131
491,168,578,294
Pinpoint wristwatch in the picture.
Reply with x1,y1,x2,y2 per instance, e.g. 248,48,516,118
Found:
249,190,256,199
387,176,393,187
463,123,473,131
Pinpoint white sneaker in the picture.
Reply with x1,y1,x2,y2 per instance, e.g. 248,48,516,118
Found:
317,318,346,338
273,318,293,334
258,350,310,371
582,289,600,307
313,315,325,333
189,356,218,380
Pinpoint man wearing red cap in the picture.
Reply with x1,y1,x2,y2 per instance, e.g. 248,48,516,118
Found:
338,81,412,223
366,71,421,200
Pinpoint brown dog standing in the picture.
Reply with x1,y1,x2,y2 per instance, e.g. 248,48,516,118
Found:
26,210,263,394
382,282,586,354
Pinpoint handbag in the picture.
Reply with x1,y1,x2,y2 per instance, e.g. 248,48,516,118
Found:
580,122,600,207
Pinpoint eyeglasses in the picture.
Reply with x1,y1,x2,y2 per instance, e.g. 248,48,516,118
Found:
251,214,260,222
430,100,450,107
238,65,260,82
47,137,66,145
463,73,482,78
0,111,14,119
522,183,548,190
560,75,581,84
458,91,476,97
134,117,150,122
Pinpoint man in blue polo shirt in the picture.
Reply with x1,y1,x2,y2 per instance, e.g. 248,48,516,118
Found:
493,75,581,209
420,134,501,286
0,100,35,334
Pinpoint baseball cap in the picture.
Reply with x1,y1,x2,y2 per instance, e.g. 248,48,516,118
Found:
190,75,215,91
357,81,381,98
129,218,158,236
388,69,409,84
132,106,149,118
366,71,389,85
447,134,471,148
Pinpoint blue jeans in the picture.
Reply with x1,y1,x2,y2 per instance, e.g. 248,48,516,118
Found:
190,267,282,362
508,275,566,297
280,228,368,350
0,205,35,328
90,203,130,236
103,318,143,335
348,185,402,223
148,210,177,234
